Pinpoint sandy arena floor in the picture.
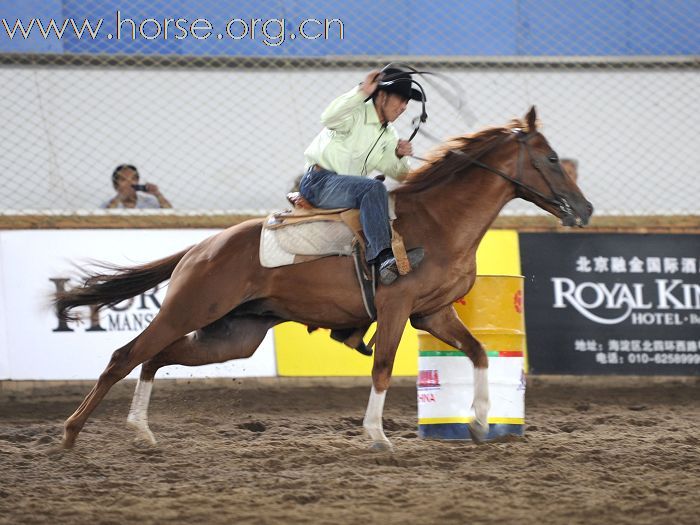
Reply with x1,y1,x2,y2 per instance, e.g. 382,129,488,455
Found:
1,376,698,525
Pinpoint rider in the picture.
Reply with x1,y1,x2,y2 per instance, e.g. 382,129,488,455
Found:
299,67,425,286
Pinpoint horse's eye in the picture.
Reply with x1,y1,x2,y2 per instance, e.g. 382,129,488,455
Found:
548,154,558,163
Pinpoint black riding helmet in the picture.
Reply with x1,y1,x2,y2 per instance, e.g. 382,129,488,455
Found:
376,67,425,102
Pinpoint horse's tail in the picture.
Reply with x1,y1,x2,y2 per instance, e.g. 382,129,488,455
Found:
54,247,191,322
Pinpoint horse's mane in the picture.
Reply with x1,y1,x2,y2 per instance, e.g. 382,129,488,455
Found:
394,119,525,194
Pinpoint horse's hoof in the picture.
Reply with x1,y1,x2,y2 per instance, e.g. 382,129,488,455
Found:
467,421,489,443
127,420,157,445
46,444,68,456
60,436,76,449
370,440,394,452
135,430,157,446
354,342,373,357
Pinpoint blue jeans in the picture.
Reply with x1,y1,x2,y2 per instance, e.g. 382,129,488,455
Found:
299,167,391,262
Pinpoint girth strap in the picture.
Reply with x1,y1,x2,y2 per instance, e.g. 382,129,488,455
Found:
352,242,376,320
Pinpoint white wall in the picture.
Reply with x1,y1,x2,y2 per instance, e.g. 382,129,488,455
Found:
0,229,277,380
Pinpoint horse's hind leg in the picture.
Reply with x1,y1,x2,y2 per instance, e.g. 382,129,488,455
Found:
61,318,187,449
411,305,490,441
330,325,373,356
127,315,279,444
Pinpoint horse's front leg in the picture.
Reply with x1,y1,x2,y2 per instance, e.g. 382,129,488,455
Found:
363,300,412,452
411,305,490,441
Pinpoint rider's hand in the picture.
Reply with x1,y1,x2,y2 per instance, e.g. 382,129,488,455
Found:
395,139,413,159
360,70,381,97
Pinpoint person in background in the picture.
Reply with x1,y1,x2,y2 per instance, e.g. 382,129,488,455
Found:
101,164,172,209
561,158,579,184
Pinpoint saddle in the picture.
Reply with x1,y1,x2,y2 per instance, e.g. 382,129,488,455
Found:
259,193,414,319
262,192,411,273
260,202,361,265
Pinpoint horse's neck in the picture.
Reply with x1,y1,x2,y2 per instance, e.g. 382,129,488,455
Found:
398,167,515,255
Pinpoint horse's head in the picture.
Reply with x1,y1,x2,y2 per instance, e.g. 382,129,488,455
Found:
511,106,593,226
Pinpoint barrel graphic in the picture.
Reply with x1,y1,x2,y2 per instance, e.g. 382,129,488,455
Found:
417,275,526,440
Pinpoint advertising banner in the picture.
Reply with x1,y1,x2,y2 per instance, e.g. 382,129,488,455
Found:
0,230,277,380
520,233,700,375
0,248,9,379
275,230,521,376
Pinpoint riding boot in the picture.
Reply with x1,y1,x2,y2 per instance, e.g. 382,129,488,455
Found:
377,247,425,286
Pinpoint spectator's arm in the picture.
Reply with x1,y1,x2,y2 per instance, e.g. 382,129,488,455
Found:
103,195,122,208
155,194,172,208
145,183,172,208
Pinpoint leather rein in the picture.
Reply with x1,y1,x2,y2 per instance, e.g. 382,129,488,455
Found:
419,128,567,211
381,64,567,212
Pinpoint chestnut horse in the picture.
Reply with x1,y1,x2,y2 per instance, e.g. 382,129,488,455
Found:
55,107,592,450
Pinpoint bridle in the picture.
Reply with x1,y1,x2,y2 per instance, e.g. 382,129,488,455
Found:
379,64,574,217
435,129,573,215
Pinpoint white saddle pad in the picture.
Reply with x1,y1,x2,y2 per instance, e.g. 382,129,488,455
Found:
260,219,355,268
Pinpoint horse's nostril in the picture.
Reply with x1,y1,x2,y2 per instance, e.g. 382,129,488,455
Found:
586,201,594,215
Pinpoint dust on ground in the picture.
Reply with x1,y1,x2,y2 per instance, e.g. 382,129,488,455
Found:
1,376,698,525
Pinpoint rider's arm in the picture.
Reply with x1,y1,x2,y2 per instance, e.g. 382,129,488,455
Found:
321,71,380,132
381,156,410,181
320,86,365,133
377,130,411,181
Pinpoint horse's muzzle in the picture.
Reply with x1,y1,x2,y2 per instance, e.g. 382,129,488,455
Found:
559,197,593,227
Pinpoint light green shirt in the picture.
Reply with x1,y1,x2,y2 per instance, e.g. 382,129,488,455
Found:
304,86,410,180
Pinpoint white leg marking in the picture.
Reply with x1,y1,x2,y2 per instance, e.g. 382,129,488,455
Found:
363,386,393,451
469,367,491,441
126,379,157,445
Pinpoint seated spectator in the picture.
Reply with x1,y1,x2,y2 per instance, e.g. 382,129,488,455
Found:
560,158,579,184
100,164,172,209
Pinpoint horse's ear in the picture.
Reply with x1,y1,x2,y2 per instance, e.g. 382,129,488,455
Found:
525,106,537,132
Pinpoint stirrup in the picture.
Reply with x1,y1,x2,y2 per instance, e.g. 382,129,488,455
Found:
379,247,425,285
